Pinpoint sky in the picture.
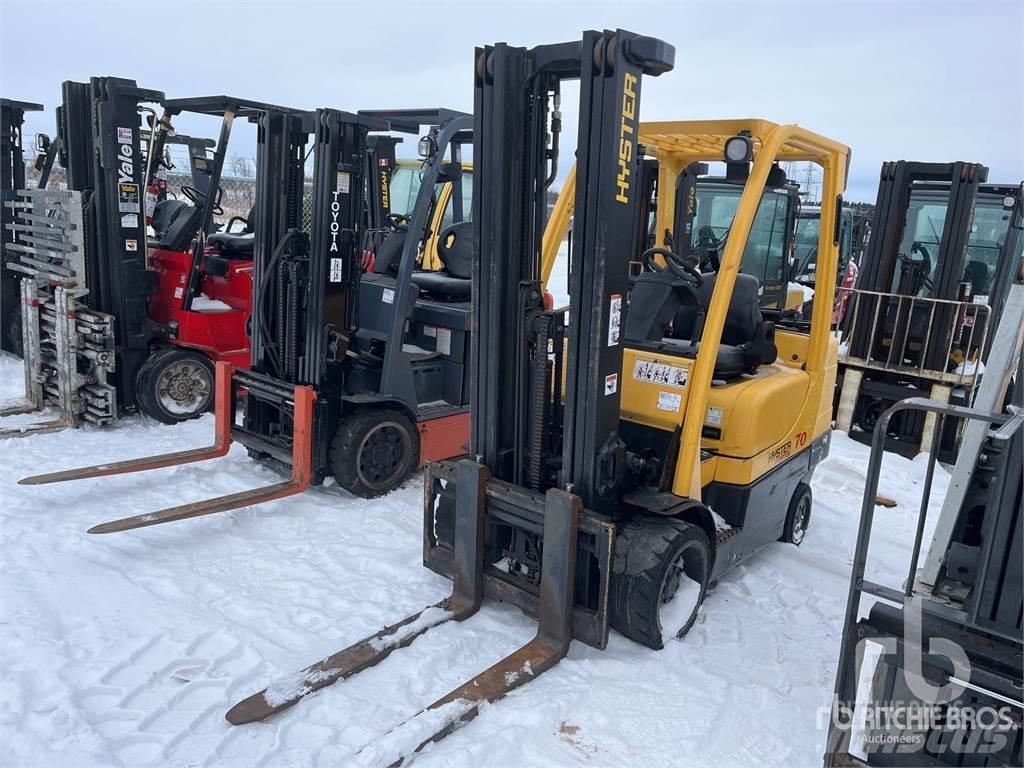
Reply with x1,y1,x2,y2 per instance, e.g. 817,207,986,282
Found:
1,0,1022,202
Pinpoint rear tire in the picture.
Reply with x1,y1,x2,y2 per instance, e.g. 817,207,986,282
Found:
330,408,420,498
780,481,812,545
609,516,711,650
135,348,216,424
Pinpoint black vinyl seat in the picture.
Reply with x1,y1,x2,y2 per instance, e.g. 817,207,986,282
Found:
206,204,256,260
152,199,202,252
206,232,255,259
670,272,778,377
412,220,473,301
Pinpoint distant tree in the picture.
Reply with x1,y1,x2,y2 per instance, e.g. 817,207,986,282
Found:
231,155,254,178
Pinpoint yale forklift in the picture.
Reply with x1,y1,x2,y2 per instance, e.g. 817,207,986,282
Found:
223,30,851,764
21,109,479,532
1,98,43,355
0,79,320,434
834,162,1024,456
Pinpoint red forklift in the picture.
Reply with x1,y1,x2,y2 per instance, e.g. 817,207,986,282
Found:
0,79,324,433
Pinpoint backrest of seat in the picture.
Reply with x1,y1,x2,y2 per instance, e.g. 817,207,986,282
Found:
626,271,699,342
673,272,765,347
155,203,202,252
964,259,991,295
374,230,406,276
438,220,473,279
152,199,187,239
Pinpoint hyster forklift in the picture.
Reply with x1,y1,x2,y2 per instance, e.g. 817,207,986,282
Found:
21,109,479,532
223,31,852,765
834,162,1024,456
1,98,43,354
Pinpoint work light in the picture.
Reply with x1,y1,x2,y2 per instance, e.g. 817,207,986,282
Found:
724,134,752,164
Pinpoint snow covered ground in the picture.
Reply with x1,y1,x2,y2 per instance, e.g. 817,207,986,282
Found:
0,352,950,768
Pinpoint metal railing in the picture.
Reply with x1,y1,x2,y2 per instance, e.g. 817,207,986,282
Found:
837,287,991,390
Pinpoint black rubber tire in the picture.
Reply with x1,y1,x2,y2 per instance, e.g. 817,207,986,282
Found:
609,516,711,650
330,408,420,498
135,347,216,424
4,304,22,356
780,481,812,545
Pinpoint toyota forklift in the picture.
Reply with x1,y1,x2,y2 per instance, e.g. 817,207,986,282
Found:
834,161,1024,456
223,31,851,765
21,108,480,532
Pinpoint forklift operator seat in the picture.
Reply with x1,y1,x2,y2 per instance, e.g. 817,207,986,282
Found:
152,199,203,253
206,204,256,260
670,272,778,377
412,220,472,301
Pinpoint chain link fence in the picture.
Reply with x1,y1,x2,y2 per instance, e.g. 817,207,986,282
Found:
21,138,315,234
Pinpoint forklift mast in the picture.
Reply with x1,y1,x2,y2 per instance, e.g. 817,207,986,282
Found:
472,31,674,513
59,77,166,408
1,98,43,353
849,161,987,369
365,134,400,231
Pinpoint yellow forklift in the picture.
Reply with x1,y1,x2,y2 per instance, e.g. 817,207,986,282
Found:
224,29,850,764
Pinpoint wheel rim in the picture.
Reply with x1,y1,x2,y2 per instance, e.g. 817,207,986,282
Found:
356,420,412,491
658,540,708,645
156,359,213,416
792,494,811,544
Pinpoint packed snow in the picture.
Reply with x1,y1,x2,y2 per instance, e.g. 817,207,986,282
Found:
0,352,952,767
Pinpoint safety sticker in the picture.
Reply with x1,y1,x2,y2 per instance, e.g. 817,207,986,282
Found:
657,391,682,412
125,239,138,252
436,327,452,356
173,287,184,299
607,294,622,346
604,373,618,395
120,213,138,228
705,405,724,426
118,183,140,214
337,171,351,195
329,258,344,283
117,127,133,144
382,287,395,304
632,358,688,388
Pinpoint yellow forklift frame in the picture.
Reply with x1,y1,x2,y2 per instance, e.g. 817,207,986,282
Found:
542,119,850,500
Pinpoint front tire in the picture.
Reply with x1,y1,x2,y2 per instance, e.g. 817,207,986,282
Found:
330,408,420,498
609,516,711,650
135,347,216,424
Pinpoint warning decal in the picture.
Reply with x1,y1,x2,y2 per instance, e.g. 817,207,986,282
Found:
119,183,141,214
604,373,618,395
329,257,344,283
607,294,622,346
632,358,688,388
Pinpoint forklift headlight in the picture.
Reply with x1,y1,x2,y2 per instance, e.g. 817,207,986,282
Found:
724,135,752,164
418,135,436,159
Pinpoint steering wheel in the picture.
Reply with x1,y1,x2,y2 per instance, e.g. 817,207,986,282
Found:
642,247,703,286
387,212,410,230
898,242,934,291
180,185,225,216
